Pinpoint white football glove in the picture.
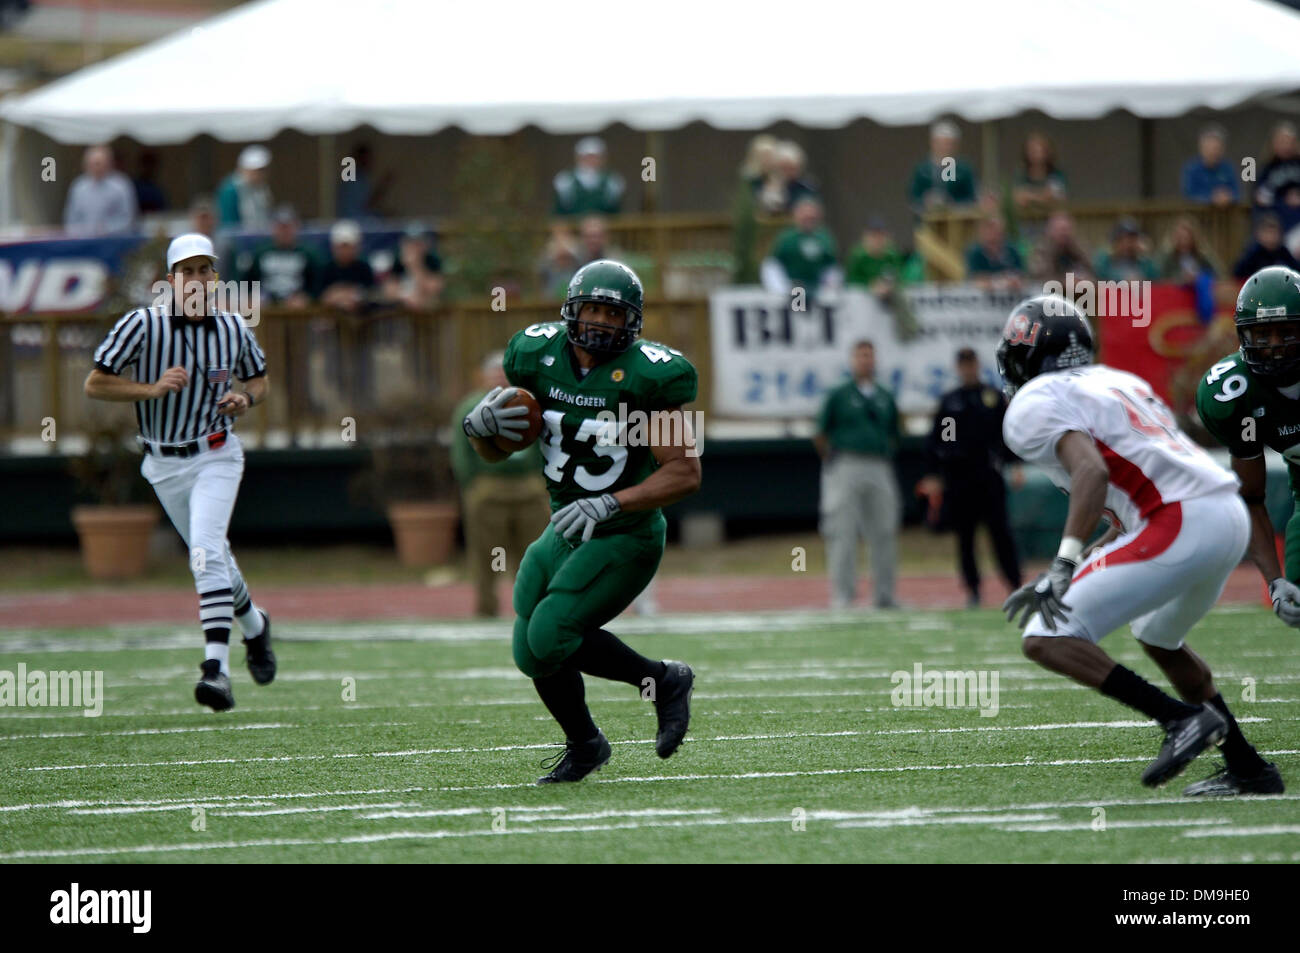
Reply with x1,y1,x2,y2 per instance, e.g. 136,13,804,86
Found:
551,494,621,543
462,386,529,442
1269,577,1300,627
1003,556,1076,632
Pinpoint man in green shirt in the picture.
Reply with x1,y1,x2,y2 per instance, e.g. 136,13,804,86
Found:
451,351,550,617
553,137,625,217
908,120,978,214
762,197,841,294
813,340,902,609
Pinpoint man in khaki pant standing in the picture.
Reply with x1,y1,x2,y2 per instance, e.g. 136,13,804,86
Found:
814,340,902,609
451,352,550,616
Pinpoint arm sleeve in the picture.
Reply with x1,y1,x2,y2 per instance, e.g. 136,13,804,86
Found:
815,390,834,435
655,361,699,409
92,309,145,375
236,323,268,380
1001,382,1091,465
1196,374,1259,458
502,330,532,391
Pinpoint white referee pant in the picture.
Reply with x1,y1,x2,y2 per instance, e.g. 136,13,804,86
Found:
141,432,255,640
820,452,901,608
1024,490,1250,649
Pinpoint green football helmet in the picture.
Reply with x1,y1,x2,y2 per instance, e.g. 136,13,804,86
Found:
561,259,644,356
1236,265,1300,385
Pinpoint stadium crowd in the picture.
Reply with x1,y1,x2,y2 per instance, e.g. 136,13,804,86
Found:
49,118,1294,313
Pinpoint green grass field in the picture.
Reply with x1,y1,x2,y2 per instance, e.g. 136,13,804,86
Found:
1,607,1297,863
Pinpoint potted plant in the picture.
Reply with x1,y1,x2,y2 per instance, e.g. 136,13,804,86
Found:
68,409,159,579
351,396,459,567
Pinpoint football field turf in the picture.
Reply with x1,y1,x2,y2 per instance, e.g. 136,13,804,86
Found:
2,606,1298,864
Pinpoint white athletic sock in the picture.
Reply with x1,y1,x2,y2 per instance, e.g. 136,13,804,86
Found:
204,642,230,676
237,604,264,639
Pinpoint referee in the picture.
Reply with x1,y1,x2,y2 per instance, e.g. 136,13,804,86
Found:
84,233,274,711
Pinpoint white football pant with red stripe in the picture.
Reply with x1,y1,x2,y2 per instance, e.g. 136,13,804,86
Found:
1022,490,1249,648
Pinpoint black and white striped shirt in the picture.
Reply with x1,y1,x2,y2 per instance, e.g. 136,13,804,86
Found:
92,305,267,444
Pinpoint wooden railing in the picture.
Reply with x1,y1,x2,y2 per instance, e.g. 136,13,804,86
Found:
0,301,714,449
921,200,1255,279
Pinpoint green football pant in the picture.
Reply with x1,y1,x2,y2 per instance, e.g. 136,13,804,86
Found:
511,514,665,678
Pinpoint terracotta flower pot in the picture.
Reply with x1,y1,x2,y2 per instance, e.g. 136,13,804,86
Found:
386,501,459,567
71,504,160,580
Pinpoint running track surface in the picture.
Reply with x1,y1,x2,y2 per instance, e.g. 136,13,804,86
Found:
0,568,1270,629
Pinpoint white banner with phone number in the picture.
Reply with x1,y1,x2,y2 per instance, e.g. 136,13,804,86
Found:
708,284,1021,417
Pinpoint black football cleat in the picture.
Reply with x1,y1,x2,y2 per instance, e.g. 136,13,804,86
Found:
195,658,235,712
654,660,695,759
1141,704,1227,788
1183,761,1285,797
243,610,276,685
536,731,611,784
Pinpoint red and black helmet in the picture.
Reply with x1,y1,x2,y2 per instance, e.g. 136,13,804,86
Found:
995,294,1094,397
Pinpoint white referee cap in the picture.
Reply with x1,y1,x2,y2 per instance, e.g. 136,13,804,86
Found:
166,233,219,271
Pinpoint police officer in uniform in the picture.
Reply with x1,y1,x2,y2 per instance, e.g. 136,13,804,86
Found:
919,348,1023,607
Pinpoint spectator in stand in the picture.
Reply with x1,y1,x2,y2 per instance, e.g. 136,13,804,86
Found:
1159,216,1220,282
1254,121,1300,212
132,149,168,215
241,205,320,309
576,215,624,267
761,197,841,295
845,216,922,337
63,145,138,235
774,140,818,213
553,137,625,217
337,143,393,221
217,145,273,227
846,216,915,292
319,220,376,313
1182,124,1239,207
965,214,1024,291
382,224,445,309
1028,211,1093,287
1233,212,1300,279
908,119,978,214
1012,133,1067,212
539,224,580,299
1094,217,1158,282
189,195,217,239
741,134,779,197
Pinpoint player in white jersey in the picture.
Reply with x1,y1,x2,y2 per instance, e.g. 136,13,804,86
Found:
85,234,275,712
997,295,1280,794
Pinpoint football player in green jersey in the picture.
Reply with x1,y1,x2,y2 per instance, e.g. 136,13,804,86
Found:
1191,264,1298,796
462,260,702,783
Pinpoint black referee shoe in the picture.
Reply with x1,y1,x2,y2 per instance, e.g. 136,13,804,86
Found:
1140,704,1226,788
195,659,235,712
243,610,276,685
654,660,695,759
536,731,612,784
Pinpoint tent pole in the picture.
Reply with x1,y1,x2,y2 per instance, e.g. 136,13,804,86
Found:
0,121,16,230
319,133,336,221
981,119,998,200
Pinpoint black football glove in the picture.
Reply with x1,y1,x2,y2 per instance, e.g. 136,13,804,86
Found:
1003,555,1076,631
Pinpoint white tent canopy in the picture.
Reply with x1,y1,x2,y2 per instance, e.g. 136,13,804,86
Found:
4,0,1300,144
